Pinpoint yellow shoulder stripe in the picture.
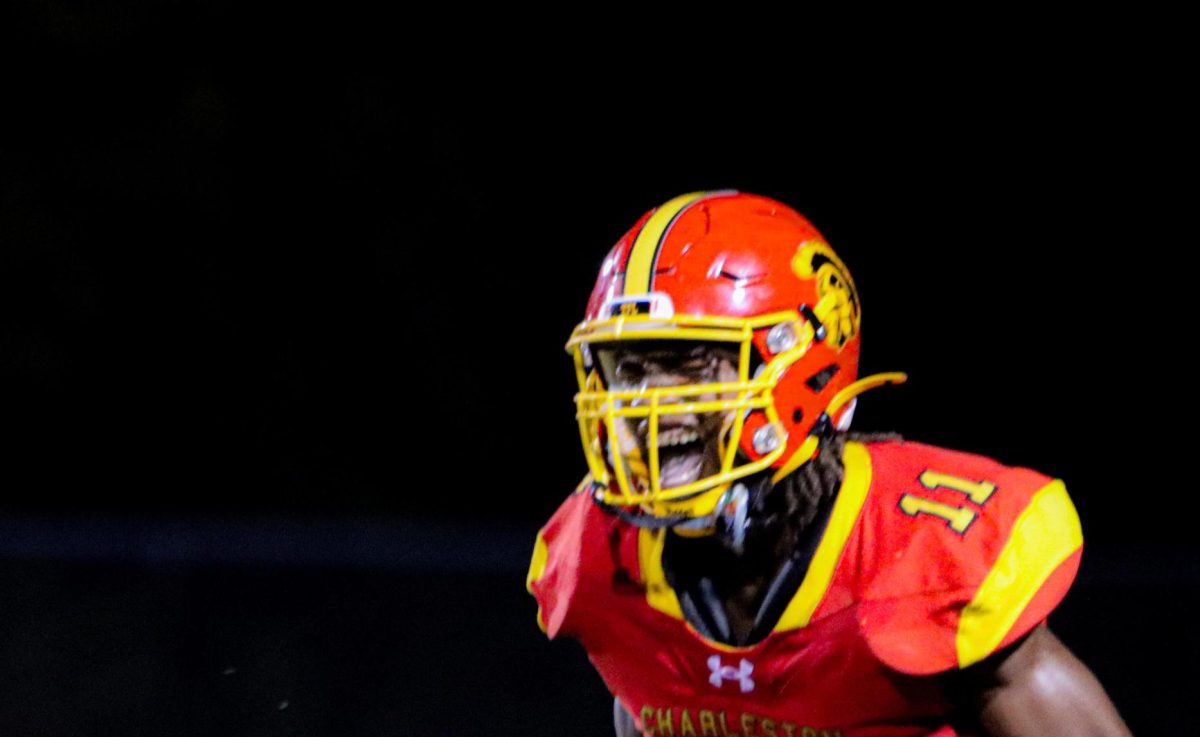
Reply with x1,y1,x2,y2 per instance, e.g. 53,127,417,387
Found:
956,479,1082,667
526,531,549,593
637,527,684,619
526,531,550,633
776,440,874,630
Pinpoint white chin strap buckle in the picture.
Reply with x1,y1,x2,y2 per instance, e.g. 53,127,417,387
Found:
716,483,751,552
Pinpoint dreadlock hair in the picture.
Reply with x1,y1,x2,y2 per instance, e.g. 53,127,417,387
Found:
751,431,903,554
664,431,906,589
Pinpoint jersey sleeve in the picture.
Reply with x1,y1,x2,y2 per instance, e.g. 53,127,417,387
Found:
855,442,1083,675
526,479,627,643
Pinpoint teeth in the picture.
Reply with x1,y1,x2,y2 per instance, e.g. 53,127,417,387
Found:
657,429,701,448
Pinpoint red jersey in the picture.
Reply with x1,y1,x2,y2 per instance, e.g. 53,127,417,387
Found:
527,439,1083,737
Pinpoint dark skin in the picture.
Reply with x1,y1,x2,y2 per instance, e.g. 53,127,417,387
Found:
957,624,1132,737
606,347,1133,737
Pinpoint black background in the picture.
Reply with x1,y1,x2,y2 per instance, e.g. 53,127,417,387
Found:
0,3,1190,735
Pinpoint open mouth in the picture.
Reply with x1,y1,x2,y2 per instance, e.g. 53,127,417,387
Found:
653,427,710,489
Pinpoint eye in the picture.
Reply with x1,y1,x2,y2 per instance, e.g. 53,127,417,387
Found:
680,356,715,373
677,346,714,372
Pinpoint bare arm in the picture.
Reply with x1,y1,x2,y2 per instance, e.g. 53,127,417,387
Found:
952,624,1133,737
614,698,641,737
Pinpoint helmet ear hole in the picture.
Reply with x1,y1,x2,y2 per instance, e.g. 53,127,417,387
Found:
805,363,841,393
792,408,804,424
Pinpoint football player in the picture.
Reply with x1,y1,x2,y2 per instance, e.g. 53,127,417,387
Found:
528,191,1132,737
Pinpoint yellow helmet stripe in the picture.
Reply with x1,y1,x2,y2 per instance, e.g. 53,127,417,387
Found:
622,190,734,297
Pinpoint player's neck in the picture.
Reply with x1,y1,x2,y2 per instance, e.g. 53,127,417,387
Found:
658,438,850,645
662,478,837,646
720,515,805,644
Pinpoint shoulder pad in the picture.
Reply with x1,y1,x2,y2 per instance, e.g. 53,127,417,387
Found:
853,441,1082,673
526,478,636,642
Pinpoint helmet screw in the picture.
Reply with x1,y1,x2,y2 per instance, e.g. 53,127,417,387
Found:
752,425,784,454
766,322,797,354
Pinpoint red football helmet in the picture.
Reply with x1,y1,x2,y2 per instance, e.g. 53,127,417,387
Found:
567,191,904,528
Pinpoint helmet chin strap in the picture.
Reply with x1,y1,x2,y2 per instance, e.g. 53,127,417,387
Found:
596,477,761,551
590,470,780,558
589,482,694,529
589,478,743,539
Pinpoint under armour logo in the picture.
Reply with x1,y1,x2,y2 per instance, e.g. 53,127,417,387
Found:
707,655,754,693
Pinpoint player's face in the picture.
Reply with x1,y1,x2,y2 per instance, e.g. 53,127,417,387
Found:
597,341,741,490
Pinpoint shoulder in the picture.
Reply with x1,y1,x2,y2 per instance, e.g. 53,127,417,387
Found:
845,439,1083,675
859,438,1053,501
854,438,1077,548
526,478,638,641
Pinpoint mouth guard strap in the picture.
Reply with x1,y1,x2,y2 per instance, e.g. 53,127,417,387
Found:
827,372,907,416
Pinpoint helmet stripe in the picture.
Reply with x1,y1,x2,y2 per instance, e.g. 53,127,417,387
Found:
622,190,735,297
